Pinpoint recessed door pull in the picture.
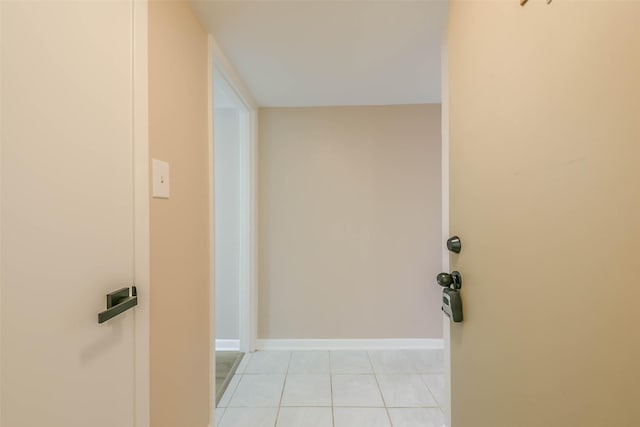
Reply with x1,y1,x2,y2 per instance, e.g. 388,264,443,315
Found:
98,286,138,324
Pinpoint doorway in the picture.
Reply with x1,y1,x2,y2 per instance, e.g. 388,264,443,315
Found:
211,58,258,406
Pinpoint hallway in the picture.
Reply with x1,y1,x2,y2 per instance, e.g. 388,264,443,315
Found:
216,349,445,427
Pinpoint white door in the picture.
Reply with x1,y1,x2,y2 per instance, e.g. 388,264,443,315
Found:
448,2,640,426
2,2,137,426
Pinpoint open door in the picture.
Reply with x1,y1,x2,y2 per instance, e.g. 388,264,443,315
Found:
1,2,146,426
447,2,640,426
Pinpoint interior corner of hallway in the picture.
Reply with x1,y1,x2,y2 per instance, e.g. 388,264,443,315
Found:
149,1,211,426
448,1,640,426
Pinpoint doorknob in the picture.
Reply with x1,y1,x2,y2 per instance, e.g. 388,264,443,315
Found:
437,271,462,290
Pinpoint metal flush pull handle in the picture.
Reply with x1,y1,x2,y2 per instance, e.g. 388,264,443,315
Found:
98,286,138,324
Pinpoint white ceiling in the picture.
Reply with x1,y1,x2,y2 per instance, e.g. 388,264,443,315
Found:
190,1,447,107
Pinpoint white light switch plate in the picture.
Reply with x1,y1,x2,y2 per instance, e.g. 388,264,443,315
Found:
152,159,170,198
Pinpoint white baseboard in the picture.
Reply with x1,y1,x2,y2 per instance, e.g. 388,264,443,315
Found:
255,338,444,351
215,339,240,351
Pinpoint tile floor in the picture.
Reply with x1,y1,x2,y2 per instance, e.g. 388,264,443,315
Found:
215,350,446,427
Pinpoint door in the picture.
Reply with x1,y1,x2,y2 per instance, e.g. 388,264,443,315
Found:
448,2,640,427
2,1,137,426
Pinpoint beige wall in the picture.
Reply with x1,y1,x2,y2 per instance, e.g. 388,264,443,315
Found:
149,1,211,426
449,1,640,426
259,105,442,339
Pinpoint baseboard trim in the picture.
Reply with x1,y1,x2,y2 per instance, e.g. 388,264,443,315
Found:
215,339,240,351
255,338,444,351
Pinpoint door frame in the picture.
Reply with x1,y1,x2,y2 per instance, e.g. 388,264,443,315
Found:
133,0,150,426
207,34,259,425
441,16,453,427
0,4,4,424
208,35,259,354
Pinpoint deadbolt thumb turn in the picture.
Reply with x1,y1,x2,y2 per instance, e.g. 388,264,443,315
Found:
446,235,462,253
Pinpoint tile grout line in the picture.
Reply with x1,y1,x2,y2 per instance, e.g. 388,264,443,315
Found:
224,370,244,405
217,375,240,417
216,407,226,427
418,373,441,410
216,353,249,424
224,350,445,426
273,351,293,427
216,352,252,426
367,351,395,427
328,351,335,427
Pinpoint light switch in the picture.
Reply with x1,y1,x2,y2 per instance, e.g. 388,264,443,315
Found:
152,159,170,199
